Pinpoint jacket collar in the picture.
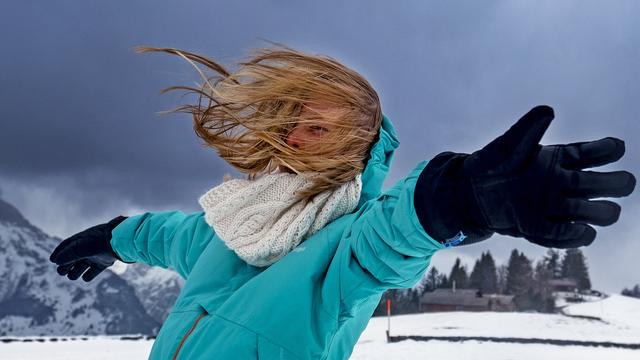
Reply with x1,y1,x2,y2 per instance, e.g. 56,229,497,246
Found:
357,114,400,208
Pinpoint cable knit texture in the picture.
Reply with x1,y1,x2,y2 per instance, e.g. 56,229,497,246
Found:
198,172,362,267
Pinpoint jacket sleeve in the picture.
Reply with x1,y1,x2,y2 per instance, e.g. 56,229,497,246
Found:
338,160,445,305
109,210,215,279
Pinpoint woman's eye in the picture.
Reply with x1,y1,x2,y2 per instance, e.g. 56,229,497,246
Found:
309,125,328,134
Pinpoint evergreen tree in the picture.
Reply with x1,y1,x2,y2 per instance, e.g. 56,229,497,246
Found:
483,250,498,293
506,249,535,310
469,252,498,293
470,258,482,290
561,249,591,290
449,258,469,289
426,267,440,293
414,273,429,296
438,274,450,289
506,249,531,295
410,288,420,311
505,249,520,295
482,252,498,293
544,249,562,279
496,264,508,294
398,288,420,314
415,267,441,297
533,259,555,312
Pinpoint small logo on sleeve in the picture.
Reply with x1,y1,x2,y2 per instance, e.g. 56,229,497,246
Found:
444,231,467,248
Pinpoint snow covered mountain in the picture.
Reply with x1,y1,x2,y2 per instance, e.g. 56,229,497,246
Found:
0,197,165,336
117,263,184,323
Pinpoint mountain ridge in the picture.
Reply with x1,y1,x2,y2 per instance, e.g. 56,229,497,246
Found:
0,196,182,336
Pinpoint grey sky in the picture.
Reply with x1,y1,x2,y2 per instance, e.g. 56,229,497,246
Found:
1,0,638,292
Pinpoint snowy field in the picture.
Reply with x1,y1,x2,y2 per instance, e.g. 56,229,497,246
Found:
2,338,154,360
3,295,639,359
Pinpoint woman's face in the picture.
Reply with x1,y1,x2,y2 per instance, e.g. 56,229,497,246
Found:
285,100,339,150
278,100,341,174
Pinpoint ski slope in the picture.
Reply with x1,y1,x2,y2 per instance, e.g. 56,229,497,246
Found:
3,295,639,359
562,293,640,328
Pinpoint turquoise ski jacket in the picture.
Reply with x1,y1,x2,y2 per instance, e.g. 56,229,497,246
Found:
110,114,445,359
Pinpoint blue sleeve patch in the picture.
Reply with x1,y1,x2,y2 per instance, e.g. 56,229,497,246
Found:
443,231,467,248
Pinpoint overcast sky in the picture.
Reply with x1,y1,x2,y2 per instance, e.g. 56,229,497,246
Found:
1,0,638,293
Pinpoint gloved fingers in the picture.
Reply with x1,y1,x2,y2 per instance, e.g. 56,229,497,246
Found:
558,137,625,170
50,234,80,264
466,105,554,174
82,265,107,282
547,198,621,226
67,261,91,281
534,221,596,248
56,263,74,276
50,225,108,265
50,239,84,266
561,169,636,198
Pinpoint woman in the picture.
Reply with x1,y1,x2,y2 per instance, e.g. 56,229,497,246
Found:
49,43,636,359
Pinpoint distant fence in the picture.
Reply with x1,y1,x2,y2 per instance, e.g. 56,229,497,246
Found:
0,335,156,344
385,331,640,350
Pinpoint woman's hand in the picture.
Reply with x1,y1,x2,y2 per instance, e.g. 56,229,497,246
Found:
49,215,128,282
415,105,636,248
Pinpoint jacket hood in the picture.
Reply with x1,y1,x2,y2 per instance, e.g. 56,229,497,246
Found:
357,113,400,208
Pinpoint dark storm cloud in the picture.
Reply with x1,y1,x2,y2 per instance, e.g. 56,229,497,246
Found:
1,0,638,291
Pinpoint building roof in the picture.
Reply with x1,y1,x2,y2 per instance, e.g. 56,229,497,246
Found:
549,278,578,287
420,289,515,307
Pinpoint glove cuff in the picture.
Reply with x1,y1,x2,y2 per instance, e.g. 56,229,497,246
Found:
104,215,129,262
415,152,493,247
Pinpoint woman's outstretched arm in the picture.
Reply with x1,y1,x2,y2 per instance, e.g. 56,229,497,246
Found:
110,211,215,278
337,105,635,306
337,160,444,306
50,210,216,282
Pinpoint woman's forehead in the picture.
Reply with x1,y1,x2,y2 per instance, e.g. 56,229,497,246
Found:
301,99,347,120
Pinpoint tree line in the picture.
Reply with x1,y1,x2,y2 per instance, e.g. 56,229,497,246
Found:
622,284,640,298
373,248,592,316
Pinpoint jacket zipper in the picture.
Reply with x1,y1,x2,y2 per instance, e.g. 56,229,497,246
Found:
171,310,208,360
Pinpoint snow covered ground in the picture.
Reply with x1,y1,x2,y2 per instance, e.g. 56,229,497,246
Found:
562,293,640,329
3,295,639,359
2,338,153,360
351,295,640,359
3,337,636,360
351,340,638,360
358,298,640,344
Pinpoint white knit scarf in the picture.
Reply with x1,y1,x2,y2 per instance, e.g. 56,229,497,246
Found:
198,172,362,267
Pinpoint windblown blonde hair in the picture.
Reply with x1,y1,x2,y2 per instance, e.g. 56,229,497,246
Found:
134,42,382,200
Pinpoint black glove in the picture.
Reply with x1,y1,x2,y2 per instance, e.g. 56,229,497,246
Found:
415,105,636,248
49,215,129,282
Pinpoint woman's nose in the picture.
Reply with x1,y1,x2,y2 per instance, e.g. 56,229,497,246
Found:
287,138,301,149
286,128,303,149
